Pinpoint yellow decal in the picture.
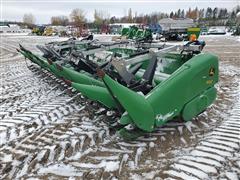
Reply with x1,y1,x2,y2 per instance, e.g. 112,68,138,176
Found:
206,80,213,84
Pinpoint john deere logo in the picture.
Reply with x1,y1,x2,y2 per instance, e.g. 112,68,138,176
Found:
209,67,215,76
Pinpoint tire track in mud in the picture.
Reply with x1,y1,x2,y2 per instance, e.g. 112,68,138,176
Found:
4,71,235,179
0,37,84,178
0,65,83,144
0,47,205,178
0,35,239,179
164,103,240,180
0,64,84,178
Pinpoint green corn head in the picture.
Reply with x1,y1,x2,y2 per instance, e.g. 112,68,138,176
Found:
18,37,218,140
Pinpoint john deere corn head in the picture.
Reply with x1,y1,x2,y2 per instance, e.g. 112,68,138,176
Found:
121,26,153,43
17,36,218,140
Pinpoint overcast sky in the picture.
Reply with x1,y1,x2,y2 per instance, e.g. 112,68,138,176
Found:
2,0,240,24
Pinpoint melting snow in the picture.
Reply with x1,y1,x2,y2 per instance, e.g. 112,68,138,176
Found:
149,142,155,148
119,154,129,173
142,171,157,179
177,126,183,135
225,172,239,180
38,163,83,176
71,160,119,172
180,137,187,145
178,159,217,173
156,111,174,122
135,147,145,167
172,163,209,179
1,154,12,162
165,170,199,180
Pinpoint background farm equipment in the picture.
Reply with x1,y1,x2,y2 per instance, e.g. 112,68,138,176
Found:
158,18,200,41
119,26,153,43
147,24,162,34
208,26,226,35
32,26,46,36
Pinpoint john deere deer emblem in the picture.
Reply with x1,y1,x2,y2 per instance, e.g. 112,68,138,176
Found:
209,67,215,76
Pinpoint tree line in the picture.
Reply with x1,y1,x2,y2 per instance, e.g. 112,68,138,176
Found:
21,6,240,28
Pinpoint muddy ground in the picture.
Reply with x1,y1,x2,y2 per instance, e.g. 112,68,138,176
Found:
0,34,239,179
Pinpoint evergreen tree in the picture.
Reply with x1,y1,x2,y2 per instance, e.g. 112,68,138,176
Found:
128,8,133,23
213,7,218,19
205,7,213,19
181,9,185,18
177,9,181,18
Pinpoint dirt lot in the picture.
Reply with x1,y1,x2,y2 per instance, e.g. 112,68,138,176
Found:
0,34,239,179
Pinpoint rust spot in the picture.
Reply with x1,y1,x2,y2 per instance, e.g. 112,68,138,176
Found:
62,78,72,86
56,63,63,71
47,59,53,65
96,68,105,78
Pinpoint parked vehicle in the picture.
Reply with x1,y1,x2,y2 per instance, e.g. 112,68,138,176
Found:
208,26,226,35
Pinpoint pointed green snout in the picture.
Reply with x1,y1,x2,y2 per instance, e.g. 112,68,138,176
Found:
19,50,50,70
102,73,155,132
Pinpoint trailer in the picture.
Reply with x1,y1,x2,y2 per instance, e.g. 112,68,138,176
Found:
159,18,198,41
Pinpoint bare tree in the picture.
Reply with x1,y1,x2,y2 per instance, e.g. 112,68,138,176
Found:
23,13,36,27
128,8,133,23
150,12,158,24
94,9,110,27
94,9,103,26
134,11,138,23
70,8,86,27
70,8,86,36
51,16,69,26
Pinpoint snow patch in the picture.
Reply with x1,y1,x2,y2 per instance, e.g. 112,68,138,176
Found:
135,147,145,167
119,154,129,173
71,160,119,172
38,163,83,177
156,111,175,122
225,172,239,180
1,154,12,162
142,171,157,179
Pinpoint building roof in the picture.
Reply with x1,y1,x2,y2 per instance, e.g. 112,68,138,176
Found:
159,18,195,30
